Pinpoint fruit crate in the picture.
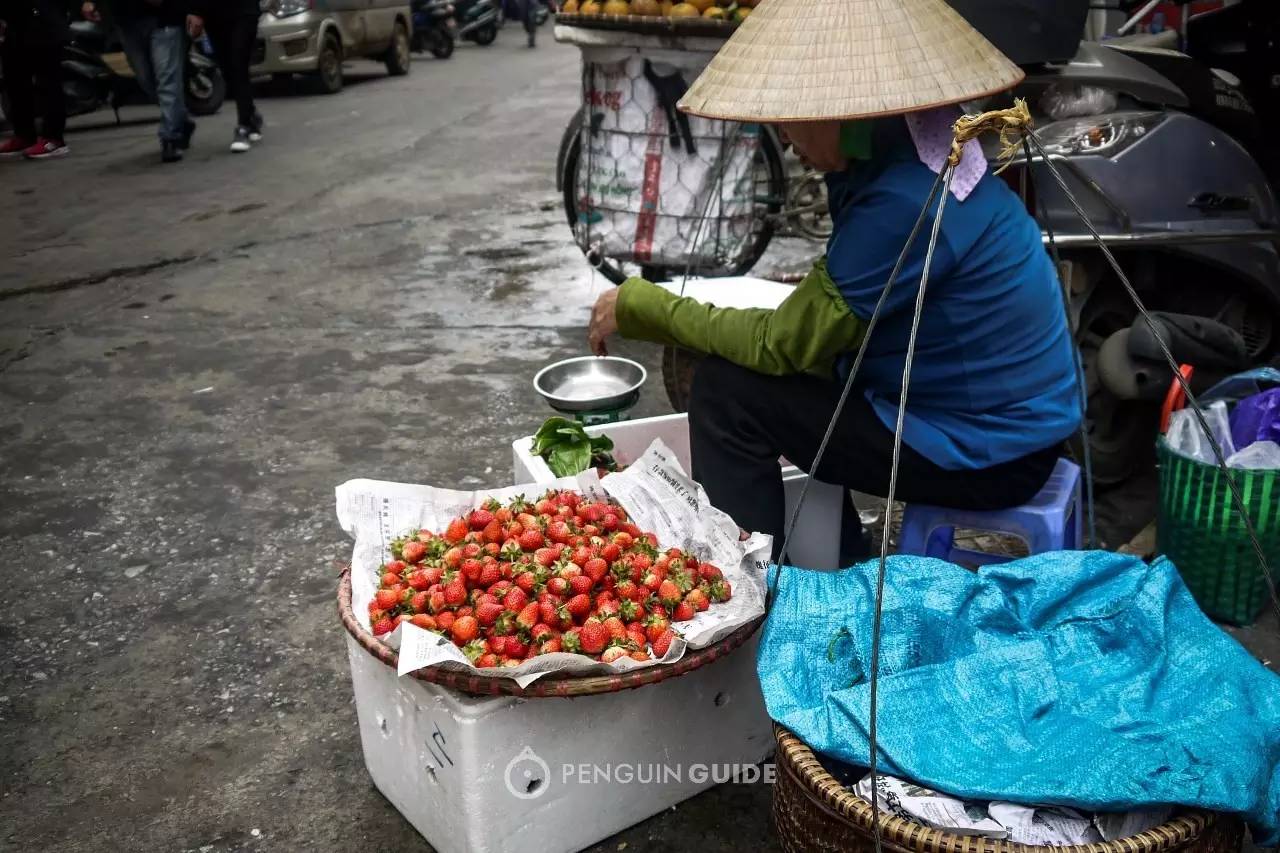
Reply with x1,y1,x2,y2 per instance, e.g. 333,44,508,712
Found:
512,411,846,570
342,572,773,853
555,12,740,34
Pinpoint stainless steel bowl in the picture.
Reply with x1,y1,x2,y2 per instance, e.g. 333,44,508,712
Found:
533,356,647,414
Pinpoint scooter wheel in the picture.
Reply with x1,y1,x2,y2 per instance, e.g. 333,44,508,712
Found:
472,23,497,45
431,32,455,59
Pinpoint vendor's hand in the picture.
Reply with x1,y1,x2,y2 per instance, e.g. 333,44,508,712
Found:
186,14,205,38
588,288,620,357
81,1,100,21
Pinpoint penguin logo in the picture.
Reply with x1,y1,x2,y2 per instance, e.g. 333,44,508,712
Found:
504,746,551,800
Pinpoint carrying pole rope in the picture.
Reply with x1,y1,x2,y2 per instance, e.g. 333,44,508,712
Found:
1023,132,1279,619
1022,136,1098,548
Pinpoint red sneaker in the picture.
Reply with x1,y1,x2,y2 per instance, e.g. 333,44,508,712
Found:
23,138,69,160
0,136,33,158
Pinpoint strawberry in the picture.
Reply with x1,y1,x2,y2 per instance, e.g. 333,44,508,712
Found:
376,588,401,611
571,545,593,567
451,615,478,643
411,591,430,613
410,613,438,631
538,598,561,626
569,574,593,596
401,540,427,564
462,558,484,584
535,497,558,516
601,646,629,664
518,528,545,551
516,602,540,633
601,542,622,562
372,617,394,636
546,576,569,596
621,522,642,538
602,616,627,640
538,636,563,655
699,562,723,581
481,519,504,544
478,561,501,587
618,599,645,622
533,547,558,568
547,521,572,544
530,622,555,642
384,559,407,575
443,547,464,570
582,524,600,538
469,508,494,531
709,579,732,602
503,587,529,613
462,639,487,661
579,620,610,655
456,605,474,617
657,579,682,609
565,593,591,621
476,653,500,668
443,579,468,607
495,506,513,524
444,517,469,544
514,571,537,594
595,598,621,619
381,571,401,587
516,512,539,531
502,636,528,659
615,580,641,602
476,600,504,626
673,601,696,622
601,513,619,532
462,542,483,559
627,625,648,650
406,571,430,591
645,615,670,643
437,611,456,631
650,627,675,657
422,565,444,586
611,531,633,549
629,649,651,662
686,588,710,612
428,590,447,614
583,558,609,584
561,628,582,654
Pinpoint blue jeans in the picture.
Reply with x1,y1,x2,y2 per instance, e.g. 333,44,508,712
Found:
119,18,189,143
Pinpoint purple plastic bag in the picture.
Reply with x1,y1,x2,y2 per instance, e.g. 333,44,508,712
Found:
1230,387,1280,449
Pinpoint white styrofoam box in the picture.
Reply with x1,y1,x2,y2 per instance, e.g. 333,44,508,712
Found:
348,630,772,853
512,412,843,571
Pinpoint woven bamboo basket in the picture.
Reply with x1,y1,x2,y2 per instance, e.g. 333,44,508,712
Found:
555,12,738,35
772,726,1245,853
338,568,763,698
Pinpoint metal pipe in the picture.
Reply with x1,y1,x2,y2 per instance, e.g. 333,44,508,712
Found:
1118,0,1162,34
1043,229,1280,248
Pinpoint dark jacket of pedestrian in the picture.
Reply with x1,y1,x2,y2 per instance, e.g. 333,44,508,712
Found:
191,0,258,17
0,0,72,44
109,0,187,27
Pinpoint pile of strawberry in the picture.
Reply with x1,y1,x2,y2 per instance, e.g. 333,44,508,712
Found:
367,489,733,668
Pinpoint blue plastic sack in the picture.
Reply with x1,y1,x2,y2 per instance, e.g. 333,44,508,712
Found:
1231,388,1280,451
759,552,1280,841
1203,367,1280,406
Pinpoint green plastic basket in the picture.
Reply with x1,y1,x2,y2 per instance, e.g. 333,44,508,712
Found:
1156,438,1280,625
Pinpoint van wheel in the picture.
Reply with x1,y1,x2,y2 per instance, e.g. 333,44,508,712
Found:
385,20,411,76
313,32,344,94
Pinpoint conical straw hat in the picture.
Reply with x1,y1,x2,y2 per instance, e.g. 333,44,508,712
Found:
678,0,1025,123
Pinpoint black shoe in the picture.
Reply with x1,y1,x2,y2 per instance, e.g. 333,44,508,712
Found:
161,140,183,163
230,126,252,153
178,120,196,150
248,112,264,143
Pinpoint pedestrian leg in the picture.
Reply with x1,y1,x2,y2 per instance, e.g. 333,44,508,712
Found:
150,25,189,144
228,13,259,130
119,17,158,103
33,39,67,148
0,29,38,149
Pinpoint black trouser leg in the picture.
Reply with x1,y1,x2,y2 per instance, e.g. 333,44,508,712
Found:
32,42,66,141
688,357,1061,562
207,13,258,127
0,33,38,141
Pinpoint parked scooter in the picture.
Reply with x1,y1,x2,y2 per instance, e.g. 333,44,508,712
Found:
453,0,500,45
411,0,457,58
993,3,1280,482
0,19,225,126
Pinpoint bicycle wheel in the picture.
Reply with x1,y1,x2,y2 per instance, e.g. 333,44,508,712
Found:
561,116,787,285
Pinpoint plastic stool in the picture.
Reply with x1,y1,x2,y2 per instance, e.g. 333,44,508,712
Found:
898,458,1083,565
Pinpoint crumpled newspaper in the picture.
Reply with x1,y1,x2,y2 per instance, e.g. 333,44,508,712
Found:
335,438,771,687
853,774,1171,844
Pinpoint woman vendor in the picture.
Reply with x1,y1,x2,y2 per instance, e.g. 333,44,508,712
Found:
586,0,1082,562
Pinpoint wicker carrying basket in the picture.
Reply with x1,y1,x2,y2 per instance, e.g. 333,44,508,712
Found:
1156,438,1280,625
771,726,1244,853
337,568,763,698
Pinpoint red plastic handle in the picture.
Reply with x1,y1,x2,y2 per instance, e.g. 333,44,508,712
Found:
1159,364,1195,433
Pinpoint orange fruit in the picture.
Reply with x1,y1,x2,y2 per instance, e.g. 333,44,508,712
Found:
632,0,661,13
580,0,602,13
702,5,726,18
659,0,674,12
670,1,699,15
732,5,750,19
601,0,629,12
686,0,714,10
562,0,579,10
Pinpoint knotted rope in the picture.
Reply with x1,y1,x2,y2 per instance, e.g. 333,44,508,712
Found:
949,98,1033,172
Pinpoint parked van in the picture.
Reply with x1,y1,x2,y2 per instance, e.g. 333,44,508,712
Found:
253,0,413,93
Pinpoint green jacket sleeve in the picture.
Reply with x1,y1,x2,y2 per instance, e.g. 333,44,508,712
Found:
614,260,865,377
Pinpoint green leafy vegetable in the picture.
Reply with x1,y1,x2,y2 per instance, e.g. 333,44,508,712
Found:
532,417,618,477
